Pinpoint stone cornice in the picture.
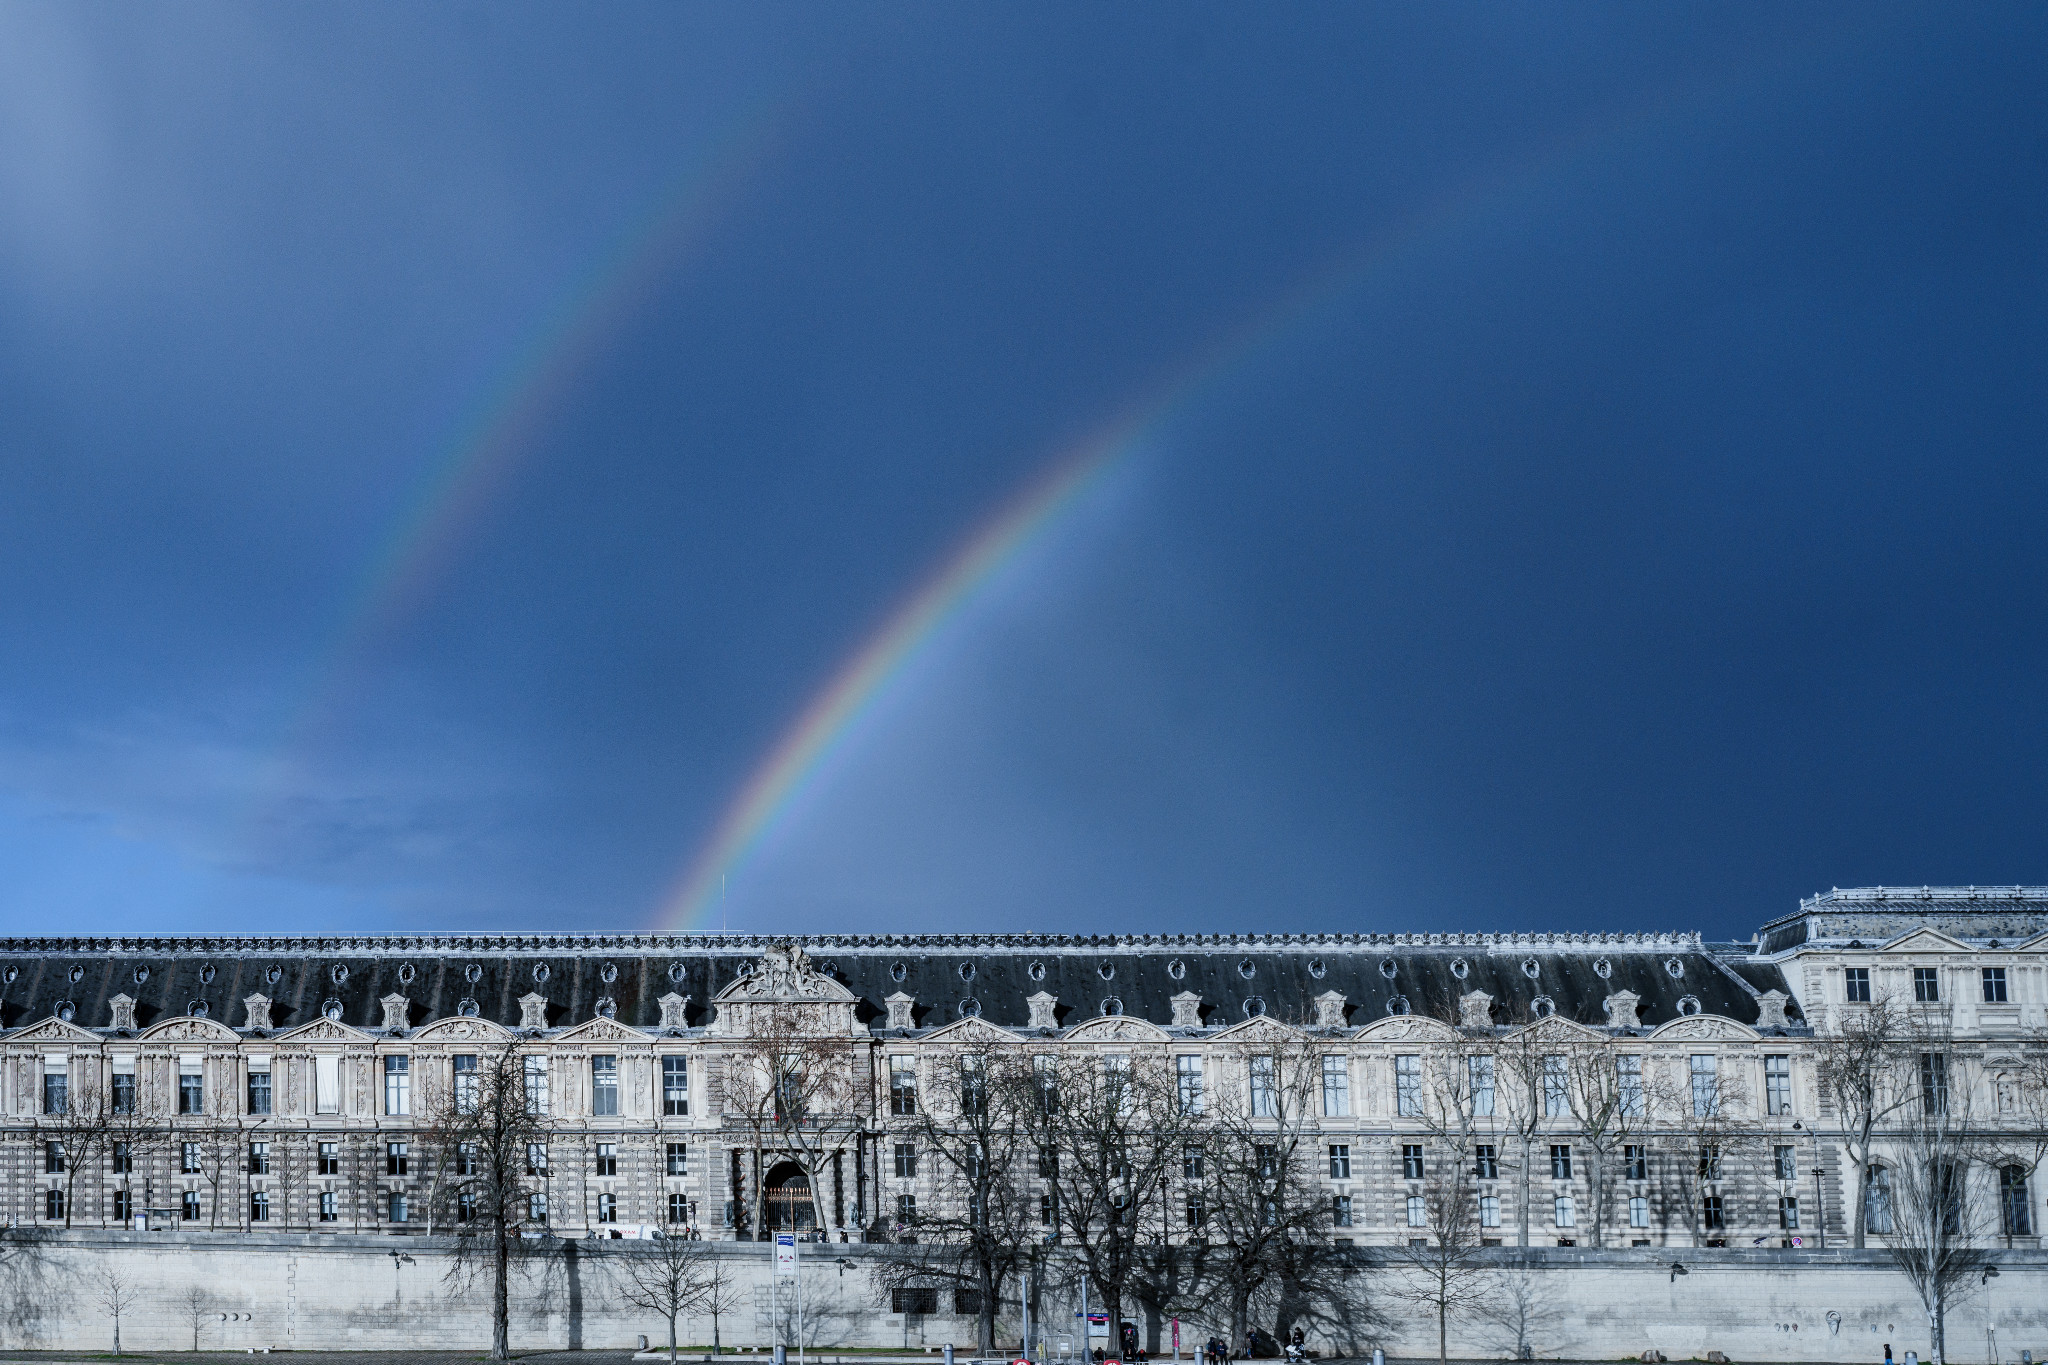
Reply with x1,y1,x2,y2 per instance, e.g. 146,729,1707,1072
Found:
0,930,1705,955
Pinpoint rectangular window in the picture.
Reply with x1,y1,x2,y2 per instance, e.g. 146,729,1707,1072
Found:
1328,1144,1350,1179
1184,1145,1205,1181
384,1056,411,1115
112,1073,135,1115
1844,967,1871,1002
1983,967,2008,1003
1629,1195,1648,1228
1184,1191,1205,1228
1765,1054,1792,1116
1480,1194,1500,1228
2000,1166,2033,1236
454,1054,479,1113
249,1142,270,1175
386,1142,409,1176
1474,1145,1498,1180
1321,1055,1349,1117
1774,1145,1797,1183
1690,1054,1719,1117
1037,1148,1057,1179
1040,1193,1055,1227
182,1142,201,1174
1469,1054,1495,1117
1624,1145,1647,1181
1702,1194,1725,1230
595,1141,618,1176
1332,1194,1353,1227
458,1190,478,1223
529,1192,548,1222
318,1142,339,1176
895,1193,917,1225
1405,1194,1425,1227
663,1056,689,1115
320,1190,337,1222
1914,967,1939,1002
1402,1143,1425,1180
42,1072,67,1116
666,1142,688,1177
179,1073,204,1115
1177,1055,1205,1116
111,1142,132,1175
44,1141,64,1174
1550,1145,1572,1181
456,1142,479,1177
1617,1055,1644,1118
1779,1196,1800,1230
44,1189,63,1221
248,1070,272,1115
1395,1054,1422,1116
314,1053,341,1114
1543,1055,1568,1117
1255,1144,1279,1180
251,1190,270,1223
668,1192,691,1225
891,1287,938,1316
597,1192,617,1223
1697,1145,1722,1180
389,1191,409,1224
890,1058,918,1116
182,1191,200,1221
1921,1052,1949,1115
1554,1196,1575,1228
590,1055,619,1116
526,1142,549,1176
895,1143,918,1179
112,1189,132,1223
523,1056,550,1115
1249,1054,1277,1117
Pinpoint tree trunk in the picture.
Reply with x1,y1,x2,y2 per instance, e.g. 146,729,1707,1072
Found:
1852,1159,1868,1249
1438,1295,1448,1365
979,1261,997,1355
1518,1135,1534,1248
669,1309,679,1362
492,1217,511,1362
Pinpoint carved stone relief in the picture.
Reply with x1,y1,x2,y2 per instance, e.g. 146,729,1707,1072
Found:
1602,990,1641,1029
1168,991,1201,1028
1458,991,1495,1028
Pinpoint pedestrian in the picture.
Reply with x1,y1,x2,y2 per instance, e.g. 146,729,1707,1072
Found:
1885,1345,1893,1365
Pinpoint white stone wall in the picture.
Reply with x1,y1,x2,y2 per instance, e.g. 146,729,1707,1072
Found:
1,1234,2042,1362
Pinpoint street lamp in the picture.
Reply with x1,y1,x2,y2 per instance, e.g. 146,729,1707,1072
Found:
1792,1122,1825,1248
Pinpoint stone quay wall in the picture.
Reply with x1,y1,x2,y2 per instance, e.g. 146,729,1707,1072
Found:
0,1233,2041,1363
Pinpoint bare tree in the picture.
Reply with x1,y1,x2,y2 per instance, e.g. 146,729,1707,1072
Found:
1656,1052,1760,1247
96,1266,138,1355
606,1232,725,1362
1979,1025,2048,1246
871,1034,1038,1354
1489,1026,1549,1248
1189,1032,1332,1352
696,1253,741,1356
1021,1045,1200,1358
420,1042,553,1363
1379,1038,1495,1365
722,999,863,1241
1472,1263,1568,1362
1877,1009,1986,1365
190,1087,246,1230
35,1076,119,1229
1557,1037,1651,1247
181,1286,214,1351
1814,993,1919,1247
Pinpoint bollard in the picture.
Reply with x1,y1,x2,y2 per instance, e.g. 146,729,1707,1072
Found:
946,1346,957,1365
775,1345,788,1365
1372,1350,1385,1365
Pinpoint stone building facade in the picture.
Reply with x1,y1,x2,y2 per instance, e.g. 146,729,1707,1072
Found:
0,885,2042,1251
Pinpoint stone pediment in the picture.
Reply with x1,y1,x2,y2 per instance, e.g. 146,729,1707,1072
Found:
1061,1015,1171,1044
919,1015,1023,1046
5,1016,99,1044
1209,1015,1311,1045
1879,928,1973,954
712,942,857,1005
551,1016,651,1045
1355,1014,1460,1043
1501,1014,1608,1045
137,1015,240,1043
1645,1014,1760,1044
411,1016,516,1044
271,1016,376,1045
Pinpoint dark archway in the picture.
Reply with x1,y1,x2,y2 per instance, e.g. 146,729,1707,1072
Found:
764,1161,816,1230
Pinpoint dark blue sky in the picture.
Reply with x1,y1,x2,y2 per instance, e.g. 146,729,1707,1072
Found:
2,4,2044,942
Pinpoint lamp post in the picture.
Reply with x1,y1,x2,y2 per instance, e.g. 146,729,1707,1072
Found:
1792,1122,1824,1248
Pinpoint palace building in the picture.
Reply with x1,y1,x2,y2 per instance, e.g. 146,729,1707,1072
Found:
1,885,2043,1248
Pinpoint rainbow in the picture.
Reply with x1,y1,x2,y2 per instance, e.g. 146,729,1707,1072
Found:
644,65,1733,932
242,108,787,854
